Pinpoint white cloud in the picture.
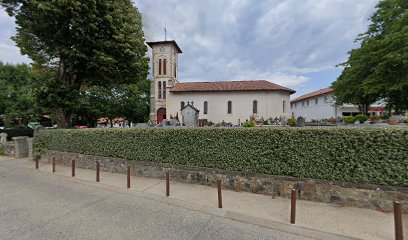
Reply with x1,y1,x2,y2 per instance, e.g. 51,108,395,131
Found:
0,0,379,89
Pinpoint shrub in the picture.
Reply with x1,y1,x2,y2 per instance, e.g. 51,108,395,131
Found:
0,145,5,156
402,117,408,123
355,114,368,123
0,128,34,141
290,116,297,126
343,116,355,124
243,121,256,127
369,115,379,122
34,127,408,187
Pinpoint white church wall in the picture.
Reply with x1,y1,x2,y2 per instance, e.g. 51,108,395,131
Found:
167,91,291,125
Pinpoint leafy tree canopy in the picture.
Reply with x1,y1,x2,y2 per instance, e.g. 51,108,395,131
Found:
332,0,408,114
1,0,149,127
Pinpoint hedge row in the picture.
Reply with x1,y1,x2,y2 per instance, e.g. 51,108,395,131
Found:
34,127,408,187
0,128,34,141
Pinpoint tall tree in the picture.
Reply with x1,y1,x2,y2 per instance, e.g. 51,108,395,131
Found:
332,0,408,114
1,0,149,127
0,62,41,126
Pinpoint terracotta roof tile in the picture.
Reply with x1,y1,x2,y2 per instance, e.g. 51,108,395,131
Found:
170,80,295,94
291,87,333,103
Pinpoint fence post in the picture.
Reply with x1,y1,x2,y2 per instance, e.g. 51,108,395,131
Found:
52,158,55,173
166,171,170,197
35,159,39,169
290,189,297,224
96,161,100,182
218,179,222,208
127,166,131,188
394,201,403,240
72,159,75,177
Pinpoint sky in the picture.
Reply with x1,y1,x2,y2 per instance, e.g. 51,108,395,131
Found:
0,0,379,97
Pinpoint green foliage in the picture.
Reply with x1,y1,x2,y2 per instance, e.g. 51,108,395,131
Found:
355,114,368,123
0,144,5,156
243,120,256,127
332,0,408,113
343,116,355,124
34,127,408,187
0,62,43,127
1,0,149,127
402,117,408,123
290,115,297,126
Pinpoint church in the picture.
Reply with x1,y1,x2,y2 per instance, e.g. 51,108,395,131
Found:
147,40,296,125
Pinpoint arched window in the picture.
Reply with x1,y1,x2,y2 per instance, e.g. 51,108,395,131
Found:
180,101,185,110
174,63,177,78
163,81,166,99
204,101,208,114
163,59,167,75
283,100,286,113
158,81,162,99
159,59,162,75
227,101,232,114
253,100,258,114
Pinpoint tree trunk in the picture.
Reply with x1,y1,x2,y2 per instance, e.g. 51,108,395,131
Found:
55,108,71,129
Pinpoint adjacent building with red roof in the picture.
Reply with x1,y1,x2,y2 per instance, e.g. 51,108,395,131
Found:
290,87,385,120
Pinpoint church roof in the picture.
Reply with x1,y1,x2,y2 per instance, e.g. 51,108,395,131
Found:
146,40,183,53
291,87,333,103
170,80,295,94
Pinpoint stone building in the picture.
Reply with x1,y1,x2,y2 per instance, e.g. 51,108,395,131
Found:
147,40,296,125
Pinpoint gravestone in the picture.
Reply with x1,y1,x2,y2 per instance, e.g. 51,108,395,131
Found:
296,116,305,127
0,133,7,144
388,116,399,125
135,123,149,128
181,102,200,127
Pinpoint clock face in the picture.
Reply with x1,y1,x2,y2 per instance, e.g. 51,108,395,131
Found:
160,47,165,53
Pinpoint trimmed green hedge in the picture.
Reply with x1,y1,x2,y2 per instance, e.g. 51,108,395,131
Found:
34,127,408,187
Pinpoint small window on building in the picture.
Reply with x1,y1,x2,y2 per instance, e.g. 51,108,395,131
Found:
283,100,286,113
158,81,162,99
174,63,177,78
163,59,167,75
204,101,208,114
307,100,310,106
159,59,162,75
324,95,329,103
302,101,305,107
163,81,166,99
253,100,258,114
180,101,185,110
315,98,318,105
295,103,297,109
227,101,232,114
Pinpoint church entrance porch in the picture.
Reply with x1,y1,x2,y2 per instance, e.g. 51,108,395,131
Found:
157,108,166,124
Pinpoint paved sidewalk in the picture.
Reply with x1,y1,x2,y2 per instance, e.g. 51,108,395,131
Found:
2,157,407,240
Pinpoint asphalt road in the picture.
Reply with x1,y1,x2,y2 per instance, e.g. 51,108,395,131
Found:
0,158,324,240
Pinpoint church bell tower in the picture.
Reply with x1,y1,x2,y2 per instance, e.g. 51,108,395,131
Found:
146,40,182,124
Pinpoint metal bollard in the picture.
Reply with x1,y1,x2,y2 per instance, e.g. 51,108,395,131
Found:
218,179,222,208
290,189,297,224
166,172,170,197
35,159,39,169
96,161,100,182
52,159,55,173
127,166,131,188
72,159,75,177
394,201,403,240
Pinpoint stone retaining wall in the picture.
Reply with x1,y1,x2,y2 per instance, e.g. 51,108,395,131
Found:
40,150,408,212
